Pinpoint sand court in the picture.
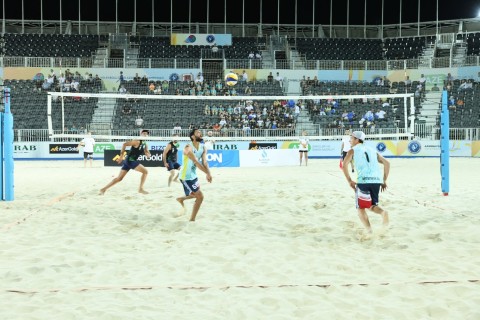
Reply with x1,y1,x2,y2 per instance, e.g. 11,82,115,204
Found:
1,158,479,319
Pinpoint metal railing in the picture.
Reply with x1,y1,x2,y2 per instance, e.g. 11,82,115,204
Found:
12,126,480,143
2,55,480,70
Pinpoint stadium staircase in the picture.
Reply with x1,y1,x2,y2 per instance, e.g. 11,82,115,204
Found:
417,91,442,127
87,97,116,134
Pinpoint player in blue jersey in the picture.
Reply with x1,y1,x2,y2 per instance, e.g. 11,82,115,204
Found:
342,131,390,233
176,128,212,221
99,129,151,195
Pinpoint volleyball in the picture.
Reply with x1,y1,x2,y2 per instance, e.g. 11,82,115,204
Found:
225,72,238,86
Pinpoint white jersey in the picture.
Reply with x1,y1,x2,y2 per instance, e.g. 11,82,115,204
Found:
341,136,351,152
81,137,95,153
299,137,309,151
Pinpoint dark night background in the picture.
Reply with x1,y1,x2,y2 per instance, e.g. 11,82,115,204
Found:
1,0,479,26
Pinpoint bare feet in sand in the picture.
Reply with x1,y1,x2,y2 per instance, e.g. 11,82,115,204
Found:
175,198,187,217
99,189,106,195
139,189,149,194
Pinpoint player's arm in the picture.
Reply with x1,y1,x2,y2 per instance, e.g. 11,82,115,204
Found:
342,149,356,190
184,145,209,175
162,143,171,168
116,140,135,163
201,147,213,183
144,142,151,158
377,153,390,191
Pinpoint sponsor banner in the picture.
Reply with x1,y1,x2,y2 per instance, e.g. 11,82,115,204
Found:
104,150,165,167
397,140,471,157
205,150,239,168
49,144,79,154
239,149,298,167
248,142,277,150
280,140,339,157
472,141,480,157
171,33,232,46
211,142,248,150
13,143,40,156
373,141,398,157
93,143,117,154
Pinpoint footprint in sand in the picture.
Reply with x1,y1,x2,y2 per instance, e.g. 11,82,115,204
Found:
313,203,326,209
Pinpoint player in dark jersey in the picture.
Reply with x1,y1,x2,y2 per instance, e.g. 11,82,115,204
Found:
163,134,181,187
99,130,151,195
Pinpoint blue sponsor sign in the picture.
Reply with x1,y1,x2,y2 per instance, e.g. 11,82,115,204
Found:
206,150,239,167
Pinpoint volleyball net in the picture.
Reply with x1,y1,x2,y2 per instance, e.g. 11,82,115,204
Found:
46,91,416,142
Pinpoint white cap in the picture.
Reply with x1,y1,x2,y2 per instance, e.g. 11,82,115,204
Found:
351,131,366,141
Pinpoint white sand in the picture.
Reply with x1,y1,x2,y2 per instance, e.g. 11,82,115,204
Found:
1,158,479,319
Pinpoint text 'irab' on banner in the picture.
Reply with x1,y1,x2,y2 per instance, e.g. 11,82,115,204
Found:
104,150,165,167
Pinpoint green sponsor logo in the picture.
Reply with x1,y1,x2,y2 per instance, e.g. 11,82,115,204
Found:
288,142,310,151
94,143,115,154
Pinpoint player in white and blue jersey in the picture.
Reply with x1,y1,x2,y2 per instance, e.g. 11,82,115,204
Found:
176,128,212,221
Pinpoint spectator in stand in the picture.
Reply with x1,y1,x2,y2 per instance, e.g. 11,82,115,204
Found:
375,109,386,121
117,71,124,89
275,72,283,87
42,79,52,91
255,52,262,59
447,73,454,82
195,73,204,84
242,70,248,82
133,73,141,84
419,74,426,87
173,123,182,135
122,104,132,115
119,85,127,94
404,76,411,86
248,51,254,59
149,82,155,93
140,75,149,86
162,80,169,93
267,72,274,83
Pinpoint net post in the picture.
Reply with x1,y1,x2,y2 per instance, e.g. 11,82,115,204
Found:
440,90,450,196
2,87,14,201
0,111,3,200
409,96,415,138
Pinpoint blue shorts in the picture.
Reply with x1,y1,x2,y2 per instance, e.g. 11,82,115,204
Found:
180,178,200,196
166,161,181,171
356,183,381,208
121,160,140,171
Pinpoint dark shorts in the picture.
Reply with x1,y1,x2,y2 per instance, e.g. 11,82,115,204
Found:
121,160,140,171
166,161,181,171
356,183,381,208
299,150,308,153
84,152,93,160
180,178,200,196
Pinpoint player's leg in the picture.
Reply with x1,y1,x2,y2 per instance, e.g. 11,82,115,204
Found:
357,208,372,233
366,184,388,227
305,151,308,166
189,190,204,222
299,151,303,166
135,164,149,194
99,169,129,195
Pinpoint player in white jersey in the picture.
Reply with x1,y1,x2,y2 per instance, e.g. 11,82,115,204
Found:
298,131,309,166
342,131,390,233
78,131,96,167
176,129,212,221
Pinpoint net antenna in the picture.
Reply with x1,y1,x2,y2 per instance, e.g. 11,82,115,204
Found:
47,91,416,141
